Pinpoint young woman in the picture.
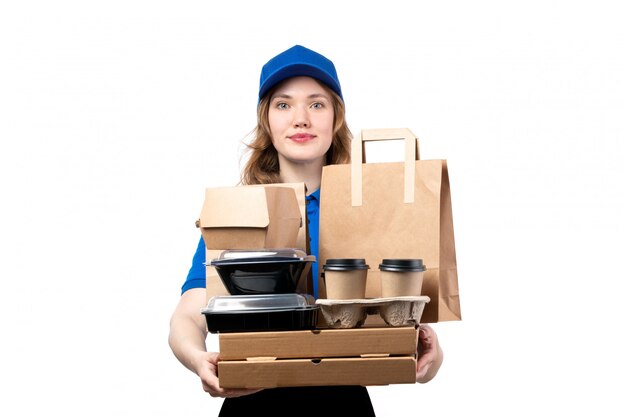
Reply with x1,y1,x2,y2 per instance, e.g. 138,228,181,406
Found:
169,45,443,416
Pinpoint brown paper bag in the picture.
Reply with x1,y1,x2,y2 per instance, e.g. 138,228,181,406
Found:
319,128,461,323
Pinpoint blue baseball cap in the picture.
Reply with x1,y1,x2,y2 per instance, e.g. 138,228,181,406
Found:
258,45,343,102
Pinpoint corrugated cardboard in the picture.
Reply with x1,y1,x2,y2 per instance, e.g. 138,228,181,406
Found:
217,327,417,388
218,327,417,360
197,185,302,250
218,357,416,389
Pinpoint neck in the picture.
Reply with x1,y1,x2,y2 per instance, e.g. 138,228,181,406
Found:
278,158,323,195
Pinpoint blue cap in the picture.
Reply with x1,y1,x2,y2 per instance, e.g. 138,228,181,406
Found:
258,45,343,102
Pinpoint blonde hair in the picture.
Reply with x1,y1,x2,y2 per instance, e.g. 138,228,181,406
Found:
240,83,352,185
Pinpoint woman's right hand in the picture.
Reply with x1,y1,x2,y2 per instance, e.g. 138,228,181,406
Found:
196,351,263,398
169,288,262,399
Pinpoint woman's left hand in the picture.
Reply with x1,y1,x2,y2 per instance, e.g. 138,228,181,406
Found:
415,324,443,383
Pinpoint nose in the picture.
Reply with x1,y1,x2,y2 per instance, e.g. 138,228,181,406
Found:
293,106,310,128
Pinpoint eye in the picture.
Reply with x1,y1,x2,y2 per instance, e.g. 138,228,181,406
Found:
276,102,289,110
311,102,324,109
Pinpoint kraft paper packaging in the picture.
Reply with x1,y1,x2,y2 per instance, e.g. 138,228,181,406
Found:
319,128,461,323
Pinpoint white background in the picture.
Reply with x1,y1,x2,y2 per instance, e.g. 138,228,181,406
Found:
1,1,625,416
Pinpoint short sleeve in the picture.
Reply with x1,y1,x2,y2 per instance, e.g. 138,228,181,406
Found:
181,236,207,294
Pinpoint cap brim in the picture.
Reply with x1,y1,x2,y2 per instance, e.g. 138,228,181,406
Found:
259,63,342,101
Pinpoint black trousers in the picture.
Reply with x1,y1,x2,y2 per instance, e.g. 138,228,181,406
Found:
219,386,375,416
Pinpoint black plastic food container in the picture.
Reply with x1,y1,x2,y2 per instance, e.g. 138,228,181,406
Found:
207,249,316,295
201,294,320,333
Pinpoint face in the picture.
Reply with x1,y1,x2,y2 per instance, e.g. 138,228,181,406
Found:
268,76,335,168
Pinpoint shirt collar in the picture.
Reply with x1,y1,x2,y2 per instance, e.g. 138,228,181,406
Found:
306,189,321,201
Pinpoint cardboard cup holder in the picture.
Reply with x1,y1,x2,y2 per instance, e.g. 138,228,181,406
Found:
315,296,430,328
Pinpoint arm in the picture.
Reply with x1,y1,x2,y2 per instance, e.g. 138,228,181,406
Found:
168,288,261,398
415,324,444,383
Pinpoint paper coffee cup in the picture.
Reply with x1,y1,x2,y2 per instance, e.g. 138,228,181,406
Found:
322,259,369,299
379,259,426,297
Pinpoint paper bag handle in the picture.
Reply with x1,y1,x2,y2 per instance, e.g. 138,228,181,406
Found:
351,128,420,206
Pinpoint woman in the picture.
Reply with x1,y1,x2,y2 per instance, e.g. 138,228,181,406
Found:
169,45,443,416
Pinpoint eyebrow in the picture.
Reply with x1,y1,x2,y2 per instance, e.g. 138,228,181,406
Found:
271,93,330,101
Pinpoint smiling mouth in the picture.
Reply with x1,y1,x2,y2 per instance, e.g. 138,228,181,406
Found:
289,134,315,143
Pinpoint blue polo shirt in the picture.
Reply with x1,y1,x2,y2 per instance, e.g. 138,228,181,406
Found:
182,188,321,298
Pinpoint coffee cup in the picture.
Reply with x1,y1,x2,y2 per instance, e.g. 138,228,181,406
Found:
322,258,369,300
379,259,426,297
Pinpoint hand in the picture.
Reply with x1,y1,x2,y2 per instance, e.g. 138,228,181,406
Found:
196,351,263,398
415,324,443,383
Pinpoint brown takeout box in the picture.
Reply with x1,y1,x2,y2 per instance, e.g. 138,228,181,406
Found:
217,327,417,388
197,185,302,250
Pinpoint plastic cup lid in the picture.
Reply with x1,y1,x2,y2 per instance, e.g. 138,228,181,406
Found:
322,258,370,271
379,259,426,272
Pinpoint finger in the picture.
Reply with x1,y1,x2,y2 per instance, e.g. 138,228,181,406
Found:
222,388,263,398
416,344,435,368
201,380,223,397
415,361,431,380
203,380,262,398
419,324,434,344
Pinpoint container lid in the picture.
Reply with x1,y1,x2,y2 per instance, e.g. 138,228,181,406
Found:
207,248,315,266
202,293,316,313
322,258,370,271
379,259,426,272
